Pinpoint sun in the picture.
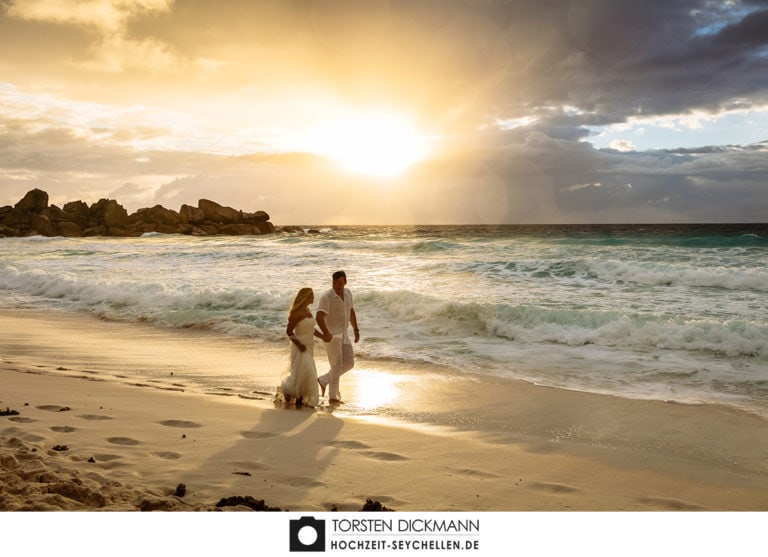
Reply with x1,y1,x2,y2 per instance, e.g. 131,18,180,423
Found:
301,108,429,178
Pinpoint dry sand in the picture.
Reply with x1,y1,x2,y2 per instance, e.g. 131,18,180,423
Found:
1,308,767,512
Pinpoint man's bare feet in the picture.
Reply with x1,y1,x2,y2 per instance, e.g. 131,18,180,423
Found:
318,378,326,397
328,398,344,404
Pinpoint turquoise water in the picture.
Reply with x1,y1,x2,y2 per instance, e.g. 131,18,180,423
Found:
1,224,767,414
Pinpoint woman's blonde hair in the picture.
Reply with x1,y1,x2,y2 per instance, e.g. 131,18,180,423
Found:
289,287,314,315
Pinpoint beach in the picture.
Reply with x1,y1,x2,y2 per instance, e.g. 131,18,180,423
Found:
2,308,767,512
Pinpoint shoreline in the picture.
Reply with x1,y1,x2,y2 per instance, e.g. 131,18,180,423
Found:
1,307,767,511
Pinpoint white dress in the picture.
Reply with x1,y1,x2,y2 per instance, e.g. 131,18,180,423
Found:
278,316,319,407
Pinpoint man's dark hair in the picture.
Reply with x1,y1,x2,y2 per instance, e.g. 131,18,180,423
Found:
332,270,346,280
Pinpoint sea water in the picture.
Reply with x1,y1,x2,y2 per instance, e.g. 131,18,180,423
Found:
1,224,767,416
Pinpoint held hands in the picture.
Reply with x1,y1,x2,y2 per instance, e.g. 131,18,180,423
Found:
290,336,307,352
288,332,307,351
318,329,360,343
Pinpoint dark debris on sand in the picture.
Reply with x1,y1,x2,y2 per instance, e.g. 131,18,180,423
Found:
1,407,20,416
210,496,394,512
216,496,283,511
361,498,394,511
210,495,395,512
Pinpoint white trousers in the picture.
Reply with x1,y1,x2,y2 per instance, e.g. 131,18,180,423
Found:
318,337,354,400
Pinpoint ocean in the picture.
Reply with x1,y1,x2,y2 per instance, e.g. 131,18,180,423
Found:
1,224,767,417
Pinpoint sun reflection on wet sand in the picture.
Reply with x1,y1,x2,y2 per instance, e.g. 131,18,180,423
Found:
347,368,407,411
335,361,474,424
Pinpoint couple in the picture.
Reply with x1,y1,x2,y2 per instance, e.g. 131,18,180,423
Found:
278,270,360,407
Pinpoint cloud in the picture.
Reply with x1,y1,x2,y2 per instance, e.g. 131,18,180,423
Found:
711,7,768,49
1,1,767,223
5,0,177,72
6,0,172,32
609,140,637,152
5,1,767,126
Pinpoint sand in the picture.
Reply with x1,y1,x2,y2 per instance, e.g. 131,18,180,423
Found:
1,308,767,512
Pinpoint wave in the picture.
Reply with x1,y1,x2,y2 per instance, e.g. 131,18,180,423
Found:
580,258,768,290
3,259,765,361
359,290,768,360
465,257,768,291
553,234,767,248
490,308,768,358
545,224,768,248
0,264,289,338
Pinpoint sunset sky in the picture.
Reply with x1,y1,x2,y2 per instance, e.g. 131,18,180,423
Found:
1,0,767,224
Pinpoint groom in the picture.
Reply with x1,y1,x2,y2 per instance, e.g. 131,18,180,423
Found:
316,270,360,403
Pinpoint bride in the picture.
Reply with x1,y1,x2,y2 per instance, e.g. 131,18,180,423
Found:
278,287,323,407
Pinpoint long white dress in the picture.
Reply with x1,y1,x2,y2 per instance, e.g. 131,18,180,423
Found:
278,316,319,407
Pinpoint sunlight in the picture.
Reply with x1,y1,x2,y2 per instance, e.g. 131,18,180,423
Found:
352,368,400,410
300,108,429,178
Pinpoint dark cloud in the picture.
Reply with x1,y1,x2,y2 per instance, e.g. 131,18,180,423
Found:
451,121,768,222
713,8,768,49
565,3,768,118
392,0,767,130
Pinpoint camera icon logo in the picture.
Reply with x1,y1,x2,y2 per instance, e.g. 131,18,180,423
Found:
289,516,326,552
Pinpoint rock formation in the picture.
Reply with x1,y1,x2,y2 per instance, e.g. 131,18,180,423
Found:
0,189,275,237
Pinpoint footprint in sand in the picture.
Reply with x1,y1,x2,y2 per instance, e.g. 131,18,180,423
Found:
331,440,372,450
152,451,182,460
328,440,407,461
229,460,268,472
78,414,113,421
638,496,703,511
449,468,502,480
51,426,76,433
107,437,140,446
92,453,123,461
158,420,202,428
241,431,278,439
529,481,580,494
36,405,71,412
359,450,409,461
88,454,126,468
284,476,327,488
8,417,36,423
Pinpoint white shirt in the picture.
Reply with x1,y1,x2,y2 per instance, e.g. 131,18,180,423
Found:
316,287,354,344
